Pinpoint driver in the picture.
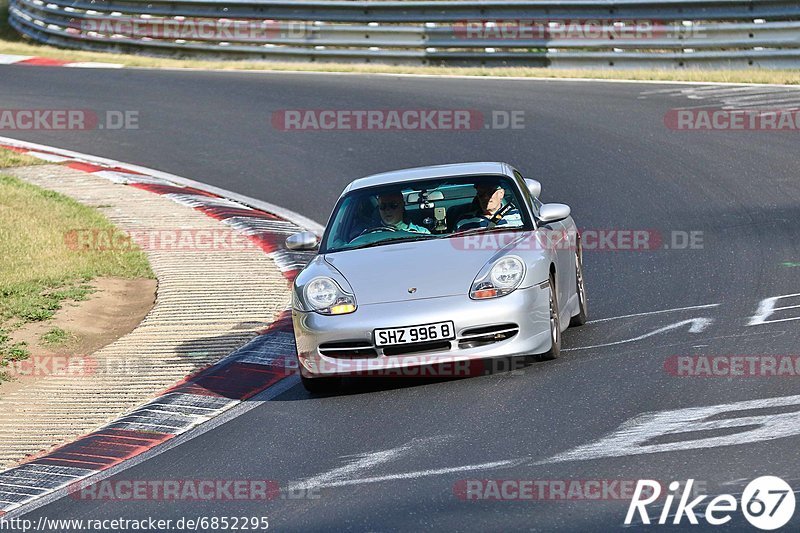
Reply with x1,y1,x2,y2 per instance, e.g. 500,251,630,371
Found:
376,192,430,234
455,179,522,231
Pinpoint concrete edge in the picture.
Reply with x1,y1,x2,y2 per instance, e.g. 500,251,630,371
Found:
126,66,800,88
0,136,325,235
0,138,317,518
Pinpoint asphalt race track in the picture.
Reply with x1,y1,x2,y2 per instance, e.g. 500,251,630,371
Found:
1,66,799,531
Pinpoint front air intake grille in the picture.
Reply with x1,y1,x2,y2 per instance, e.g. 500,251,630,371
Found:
382,341,451,357
319,341,378,359
458,324,519,349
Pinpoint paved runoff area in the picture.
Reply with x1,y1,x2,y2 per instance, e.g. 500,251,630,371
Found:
0,164,290,470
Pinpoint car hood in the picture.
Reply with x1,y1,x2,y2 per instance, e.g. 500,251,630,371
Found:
322,233,528,305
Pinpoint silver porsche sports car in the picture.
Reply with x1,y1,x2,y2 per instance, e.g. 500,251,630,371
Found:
286,162,587,392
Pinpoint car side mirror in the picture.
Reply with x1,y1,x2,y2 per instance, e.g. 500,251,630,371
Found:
286,231,319,251
524,178,541,198
538,203,571,224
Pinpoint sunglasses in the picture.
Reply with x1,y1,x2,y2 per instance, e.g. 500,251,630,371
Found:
379,202,402,211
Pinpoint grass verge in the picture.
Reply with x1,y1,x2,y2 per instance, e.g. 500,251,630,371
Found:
0,148,47,169
40,326,75,347
0,171,153,379
0,15,797,84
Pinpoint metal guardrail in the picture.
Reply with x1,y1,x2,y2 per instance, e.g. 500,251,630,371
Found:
8,0,800,68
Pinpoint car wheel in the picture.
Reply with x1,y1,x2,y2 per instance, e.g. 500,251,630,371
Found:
569,246,588,327
301,374,341,394
539,274,561,361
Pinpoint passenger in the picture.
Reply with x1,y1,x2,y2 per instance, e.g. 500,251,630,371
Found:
377,192,430,234
455,180,522,231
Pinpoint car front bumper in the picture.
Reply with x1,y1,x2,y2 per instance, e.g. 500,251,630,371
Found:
292,284,552,378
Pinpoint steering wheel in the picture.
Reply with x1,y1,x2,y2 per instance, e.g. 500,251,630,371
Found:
359,226,398,236
454,203,512,233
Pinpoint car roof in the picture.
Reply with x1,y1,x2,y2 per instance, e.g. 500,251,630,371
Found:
343,162,514,194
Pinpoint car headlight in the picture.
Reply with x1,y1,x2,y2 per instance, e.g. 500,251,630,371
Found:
304,276,357,315
470,256,525,299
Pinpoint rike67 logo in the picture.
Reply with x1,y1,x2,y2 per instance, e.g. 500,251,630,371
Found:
626,477,796,530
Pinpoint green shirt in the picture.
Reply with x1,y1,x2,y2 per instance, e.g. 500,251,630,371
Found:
390,220,430,234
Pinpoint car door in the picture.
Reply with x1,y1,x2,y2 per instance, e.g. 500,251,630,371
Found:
542,216,572,320
555,215,578,321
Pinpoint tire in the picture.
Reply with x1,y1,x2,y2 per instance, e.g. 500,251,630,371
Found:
301,374,341,394
569,245,588,327
539,274,562,361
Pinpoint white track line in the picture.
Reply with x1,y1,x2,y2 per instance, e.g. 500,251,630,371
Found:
64,62,124,69
726,100,800,109
291,459,522,491
565,318,713,352
682,87,784,97
587,303,720,324
289,439,431,491
2,51,794,88
686,88,790,100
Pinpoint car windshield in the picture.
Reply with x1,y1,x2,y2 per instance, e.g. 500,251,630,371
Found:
320,175,532,254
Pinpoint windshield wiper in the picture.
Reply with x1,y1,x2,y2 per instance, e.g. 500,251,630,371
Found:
450,226,526,238
340,234,436,252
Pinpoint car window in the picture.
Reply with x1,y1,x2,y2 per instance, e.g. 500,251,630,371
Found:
320,175,533,254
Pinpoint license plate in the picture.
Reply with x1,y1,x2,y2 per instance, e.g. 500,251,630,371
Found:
374,321,455,347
